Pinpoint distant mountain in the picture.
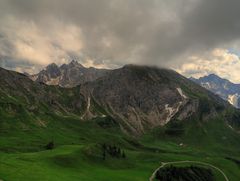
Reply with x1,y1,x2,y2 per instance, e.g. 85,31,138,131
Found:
190,74,240,108
30,60,109,87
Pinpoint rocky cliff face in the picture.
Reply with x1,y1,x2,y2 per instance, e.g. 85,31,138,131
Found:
81,65,225,135
30,60,109,87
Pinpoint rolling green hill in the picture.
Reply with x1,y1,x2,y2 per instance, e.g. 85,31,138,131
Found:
1,66,240,181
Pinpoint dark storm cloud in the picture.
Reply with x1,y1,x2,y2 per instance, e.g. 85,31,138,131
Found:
181,0,240,52
1,0,240,72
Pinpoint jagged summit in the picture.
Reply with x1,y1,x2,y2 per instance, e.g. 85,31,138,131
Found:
68,60,84,68
30,60,109,87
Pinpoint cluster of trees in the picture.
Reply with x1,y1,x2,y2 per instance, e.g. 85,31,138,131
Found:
101,143,126,160
156,165,214,181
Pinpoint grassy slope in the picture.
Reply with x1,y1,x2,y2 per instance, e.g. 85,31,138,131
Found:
141,116,240,180
1,92,240,180
1,113,240,181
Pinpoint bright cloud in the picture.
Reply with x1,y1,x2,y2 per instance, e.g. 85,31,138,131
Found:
176,49,240,83
0,16,83,72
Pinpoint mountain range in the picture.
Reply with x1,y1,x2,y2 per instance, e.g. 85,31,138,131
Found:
0,64,223,135
30,60,240,110
17,61,233,135
1,62,240,180
190,74,240,108
29,60,109,87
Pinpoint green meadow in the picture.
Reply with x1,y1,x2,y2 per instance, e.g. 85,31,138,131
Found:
1,112,240,181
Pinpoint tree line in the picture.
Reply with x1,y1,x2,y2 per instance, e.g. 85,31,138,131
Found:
101,143,126,160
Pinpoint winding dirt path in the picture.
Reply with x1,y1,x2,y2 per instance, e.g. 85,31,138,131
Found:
149,160,229,181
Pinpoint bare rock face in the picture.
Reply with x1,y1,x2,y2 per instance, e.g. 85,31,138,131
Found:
83,65,222,135
35,63,61,84
30,60,109,87
176,100,199,121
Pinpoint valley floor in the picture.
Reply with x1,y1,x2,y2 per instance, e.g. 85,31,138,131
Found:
1,142,240,181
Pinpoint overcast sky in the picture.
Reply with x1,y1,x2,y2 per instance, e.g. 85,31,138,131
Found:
1,0,240,82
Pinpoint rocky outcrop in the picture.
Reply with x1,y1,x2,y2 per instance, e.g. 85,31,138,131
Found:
30,60,109,87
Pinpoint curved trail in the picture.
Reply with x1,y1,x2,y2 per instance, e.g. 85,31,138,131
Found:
149,160,229,181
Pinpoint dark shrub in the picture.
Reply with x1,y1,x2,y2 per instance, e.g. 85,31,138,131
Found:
45,141,54,150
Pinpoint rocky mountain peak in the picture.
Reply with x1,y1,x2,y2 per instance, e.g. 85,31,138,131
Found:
69,60,84,68
29,60,109,87
43,63,61,79
199,74,228,83
46,62,58,69
191,74,240,108
207,73,219,79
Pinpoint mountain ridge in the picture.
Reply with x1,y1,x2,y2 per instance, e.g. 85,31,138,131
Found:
1,64,236,136
29,60,110,87
190,74,240,108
